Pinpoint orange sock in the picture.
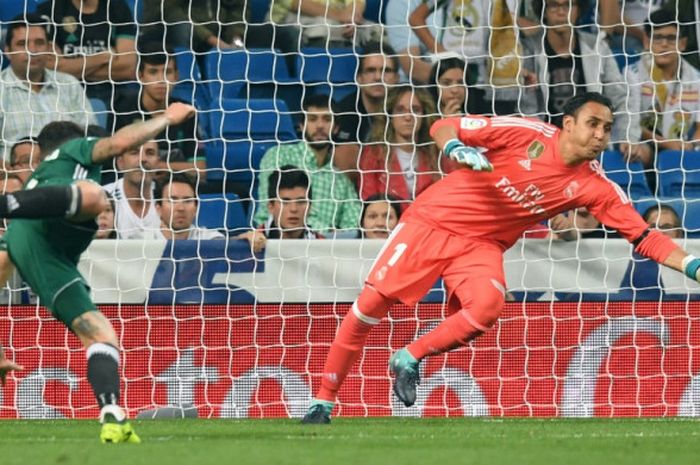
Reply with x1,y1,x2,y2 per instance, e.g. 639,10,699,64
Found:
316,287,395,402
406,310,485,361
316,311,372,401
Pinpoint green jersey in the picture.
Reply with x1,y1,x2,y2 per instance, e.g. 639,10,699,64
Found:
25,137,102,189
1,137,102,324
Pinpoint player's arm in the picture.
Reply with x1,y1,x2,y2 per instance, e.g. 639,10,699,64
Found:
430,118,493,172
91,103,195,164
0,345,23,386
586,177,700,281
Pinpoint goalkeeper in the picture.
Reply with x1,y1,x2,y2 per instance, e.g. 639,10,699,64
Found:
0,103,195,442
303,92,700,423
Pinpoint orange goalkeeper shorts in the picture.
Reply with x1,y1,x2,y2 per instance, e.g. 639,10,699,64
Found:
365,221,506,309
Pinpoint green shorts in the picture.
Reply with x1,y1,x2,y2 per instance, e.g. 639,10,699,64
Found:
1,217,97,327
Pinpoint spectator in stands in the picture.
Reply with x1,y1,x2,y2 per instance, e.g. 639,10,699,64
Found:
255,94,362,236
358,85,456,209
112,42,206,181
598,0,665,54
141,0,300,72
548,207,610,240
520,0,642,158
94,193,116,239
660,0,699,71
359,193,401,239
385,0,439,83
142,0,246,51
409,0,522,114
152,173,224,240
103,140,161,239
429,56,469,116
0,14,95,162
9,137,40,184
38,0,138,105
269,0,367,47
333,41,401,176
644,203,683,239
239,167,321,252
619,203,683,300
625,9,700,167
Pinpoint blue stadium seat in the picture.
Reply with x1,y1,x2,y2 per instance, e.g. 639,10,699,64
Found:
248,0,271,23
197,192,249,231
599,150,653,200
656,150,700,198
297,47,358,83
0,0,41,22
205,140,276,182
363,0,385,23
208,98,297,141
171,47,208,109
89,97,108,128
203,49,294,101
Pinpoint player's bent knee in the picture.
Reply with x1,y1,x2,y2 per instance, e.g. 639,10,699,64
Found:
356,285,396,321
71,311,119,348
464,279,506,330
73,181,107,220
0,251,15,287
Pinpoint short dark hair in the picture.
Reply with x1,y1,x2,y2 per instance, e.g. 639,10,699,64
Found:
154,172,197,205
267,165,311,200
645,9,683,37
642,203,681,227
5,13,48,46
358,41,399,75
37,121,86,155
302,93,332,112
137,41,176,73
562,92,614,118
10,136,38,165
361,193,402,223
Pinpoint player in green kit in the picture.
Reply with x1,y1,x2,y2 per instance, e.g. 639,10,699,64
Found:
0,102,195,443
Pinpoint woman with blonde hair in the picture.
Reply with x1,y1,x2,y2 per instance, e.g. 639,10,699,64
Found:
358,85,458,210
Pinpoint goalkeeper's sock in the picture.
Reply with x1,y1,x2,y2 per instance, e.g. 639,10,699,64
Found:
316,310,372,401
86,343,121,415
0,185,78,219
407,310,484,360
317,287,394,401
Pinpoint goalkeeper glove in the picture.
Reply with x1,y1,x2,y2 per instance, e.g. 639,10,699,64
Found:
683,255,700,281
443,139,493,172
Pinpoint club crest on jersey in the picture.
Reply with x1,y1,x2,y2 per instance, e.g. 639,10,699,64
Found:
460,117,488,130
527,140,545,159
564,181,579,199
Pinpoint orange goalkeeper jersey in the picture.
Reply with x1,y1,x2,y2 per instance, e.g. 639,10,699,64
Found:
402,115,651,250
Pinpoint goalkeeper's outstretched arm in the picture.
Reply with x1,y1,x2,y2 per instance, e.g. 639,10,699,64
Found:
91,102,196,164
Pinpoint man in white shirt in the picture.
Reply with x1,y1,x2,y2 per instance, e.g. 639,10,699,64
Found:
0,13,95,162
102,140,161,238
626,9,700,166
153,172,223,240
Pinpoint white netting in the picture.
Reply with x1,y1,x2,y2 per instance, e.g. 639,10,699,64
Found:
0,0,699,418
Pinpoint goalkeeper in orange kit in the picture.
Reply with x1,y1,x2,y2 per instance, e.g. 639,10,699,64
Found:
303,93,700,423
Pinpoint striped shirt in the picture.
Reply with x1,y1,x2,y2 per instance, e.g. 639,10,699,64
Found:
0,66,96,161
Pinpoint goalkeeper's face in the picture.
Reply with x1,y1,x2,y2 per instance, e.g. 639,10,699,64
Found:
562,102,613,161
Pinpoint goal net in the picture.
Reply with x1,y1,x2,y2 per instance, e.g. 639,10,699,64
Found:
0,0,699,419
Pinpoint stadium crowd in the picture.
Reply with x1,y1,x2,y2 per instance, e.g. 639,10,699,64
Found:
0,0,698,242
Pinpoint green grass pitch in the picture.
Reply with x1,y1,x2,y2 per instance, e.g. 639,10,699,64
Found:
0,418,698,465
